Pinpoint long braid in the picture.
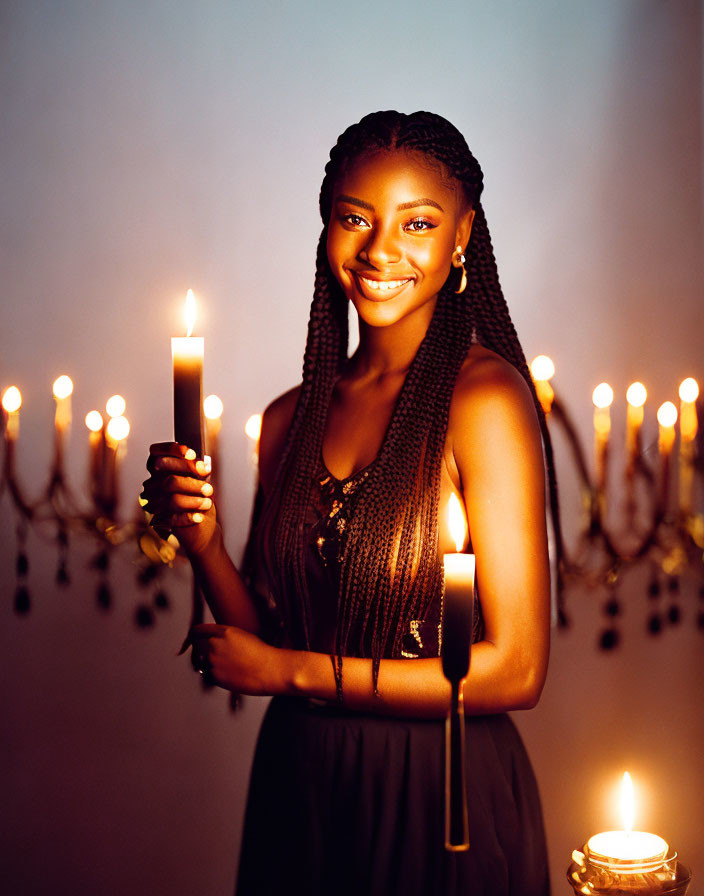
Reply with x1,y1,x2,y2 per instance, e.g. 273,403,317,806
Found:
254,110,563,697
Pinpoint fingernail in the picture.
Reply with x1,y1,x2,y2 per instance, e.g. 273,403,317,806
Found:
195,460,207,475
200,497,212,510
201,483,213,497
184,448,196,460
191,512,204,523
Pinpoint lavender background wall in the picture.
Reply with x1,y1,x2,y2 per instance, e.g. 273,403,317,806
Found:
2,1,702,893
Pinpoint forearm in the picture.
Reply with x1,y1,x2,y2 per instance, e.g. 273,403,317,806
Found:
188,526,261,633
284,639,545,719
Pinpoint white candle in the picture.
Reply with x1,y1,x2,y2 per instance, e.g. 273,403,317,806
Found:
442,493,475,677
53,375,73,434
585,772,668,869
2,385,22,440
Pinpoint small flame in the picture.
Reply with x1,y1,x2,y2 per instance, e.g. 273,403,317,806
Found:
52,375,74,400
679,377,699,403
592,382,614,409
447,493,467,553
106,394,126,418
85,410,104,432
185,289,196,338
620,772,635,835
657,401,677,428
245,413,262,441
530,355,555,382
106,415,130,442
2,386,22,413
204,394,224,420
626,382,647,408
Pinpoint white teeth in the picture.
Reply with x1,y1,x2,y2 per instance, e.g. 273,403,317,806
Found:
359,277,411,291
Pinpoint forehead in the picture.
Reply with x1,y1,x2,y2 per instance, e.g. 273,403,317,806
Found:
333,149,461,210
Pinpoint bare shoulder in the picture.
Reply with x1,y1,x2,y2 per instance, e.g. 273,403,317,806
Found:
449,344,541,471
258,384,302,493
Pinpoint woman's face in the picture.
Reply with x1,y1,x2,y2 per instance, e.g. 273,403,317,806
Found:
327,149,474,330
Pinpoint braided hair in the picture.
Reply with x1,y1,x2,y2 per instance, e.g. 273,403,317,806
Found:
254,111,563,696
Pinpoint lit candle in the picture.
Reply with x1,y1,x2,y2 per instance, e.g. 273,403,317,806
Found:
625,382,647,475
172,289,204,459
245,413,262,470
657,401,678,517
585,772,668,867
2,385,22,441
105,413,130,516
678,378,699,516
678,377,699,443
442,493,475,852
204,394,223,455
85,410,104,506
53,375,73,434
592,382,613,514
530,355,555,416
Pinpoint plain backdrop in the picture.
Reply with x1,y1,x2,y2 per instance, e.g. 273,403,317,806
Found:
2,1,703,893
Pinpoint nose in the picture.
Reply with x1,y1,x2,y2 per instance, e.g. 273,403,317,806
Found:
358,222,401,267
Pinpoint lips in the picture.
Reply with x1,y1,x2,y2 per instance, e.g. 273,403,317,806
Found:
353,272,414,300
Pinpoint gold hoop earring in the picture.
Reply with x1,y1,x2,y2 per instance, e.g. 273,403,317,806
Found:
452,246,467,294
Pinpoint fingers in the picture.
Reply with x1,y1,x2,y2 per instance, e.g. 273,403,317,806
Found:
151,510,207,528
146,444,211,477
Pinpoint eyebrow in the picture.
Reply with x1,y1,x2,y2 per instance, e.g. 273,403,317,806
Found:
336,194,445,213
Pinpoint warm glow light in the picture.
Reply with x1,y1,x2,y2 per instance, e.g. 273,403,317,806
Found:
245,413,262,441
679,377,699,403
204,394,224,420
106,395,126,418
85,410,104,432
2,386,22,413
626,382,647,408
52,375,73,400
106,415,130,442
530,355,555,382
592,383,614,409
657,401,677,428
184,288,196,338
447,493,467,553
620,772,634,835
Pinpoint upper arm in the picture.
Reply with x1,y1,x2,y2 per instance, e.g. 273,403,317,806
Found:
258,384,301,495
450,352,550,692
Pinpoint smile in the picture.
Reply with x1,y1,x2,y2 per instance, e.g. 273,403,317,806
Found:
355,274,414,298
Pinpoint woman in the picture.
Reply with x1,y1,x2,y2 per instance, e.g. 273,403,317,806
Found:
144,111,556,895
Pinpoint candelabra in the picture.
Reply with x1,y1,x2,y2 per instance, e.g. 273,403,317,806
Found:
2,363,702,652
530,357,704,648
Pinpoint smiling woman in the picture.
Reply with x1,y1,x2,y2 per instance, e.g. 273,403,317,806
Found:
144,110,560,895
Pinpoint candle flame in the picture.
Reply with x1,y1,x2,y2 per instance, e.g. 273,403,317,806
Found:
530,355,555,382
245,413,262,441
52,375,73,400
185,289,196,338
106,394,126,418
657,401,677,428
620,772,635,835
679,377,699,403
447,493,467,553
204,394,224,420
592,382,614,409
626,382,647,408
85,410,104,432
2,385,22,413
106,415,130,442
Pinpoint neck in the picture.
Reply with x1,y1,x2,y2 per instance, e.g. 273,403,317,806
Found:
351,298,437,379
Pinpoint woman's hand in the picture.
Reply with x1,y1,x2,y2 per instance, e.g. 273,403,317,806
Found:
190,624,289,695
142,442,216,557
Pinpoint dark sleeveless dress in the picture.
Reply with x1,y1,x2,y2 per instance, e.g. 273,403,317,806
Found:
236,459,550,896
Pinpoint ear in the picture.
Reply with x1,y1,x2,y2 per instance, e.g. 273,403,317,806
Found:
455,208,475,254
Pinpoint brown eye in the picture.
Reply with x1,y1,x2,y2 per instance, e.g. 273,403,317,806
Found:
405,218,436,233
341,213,370,229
